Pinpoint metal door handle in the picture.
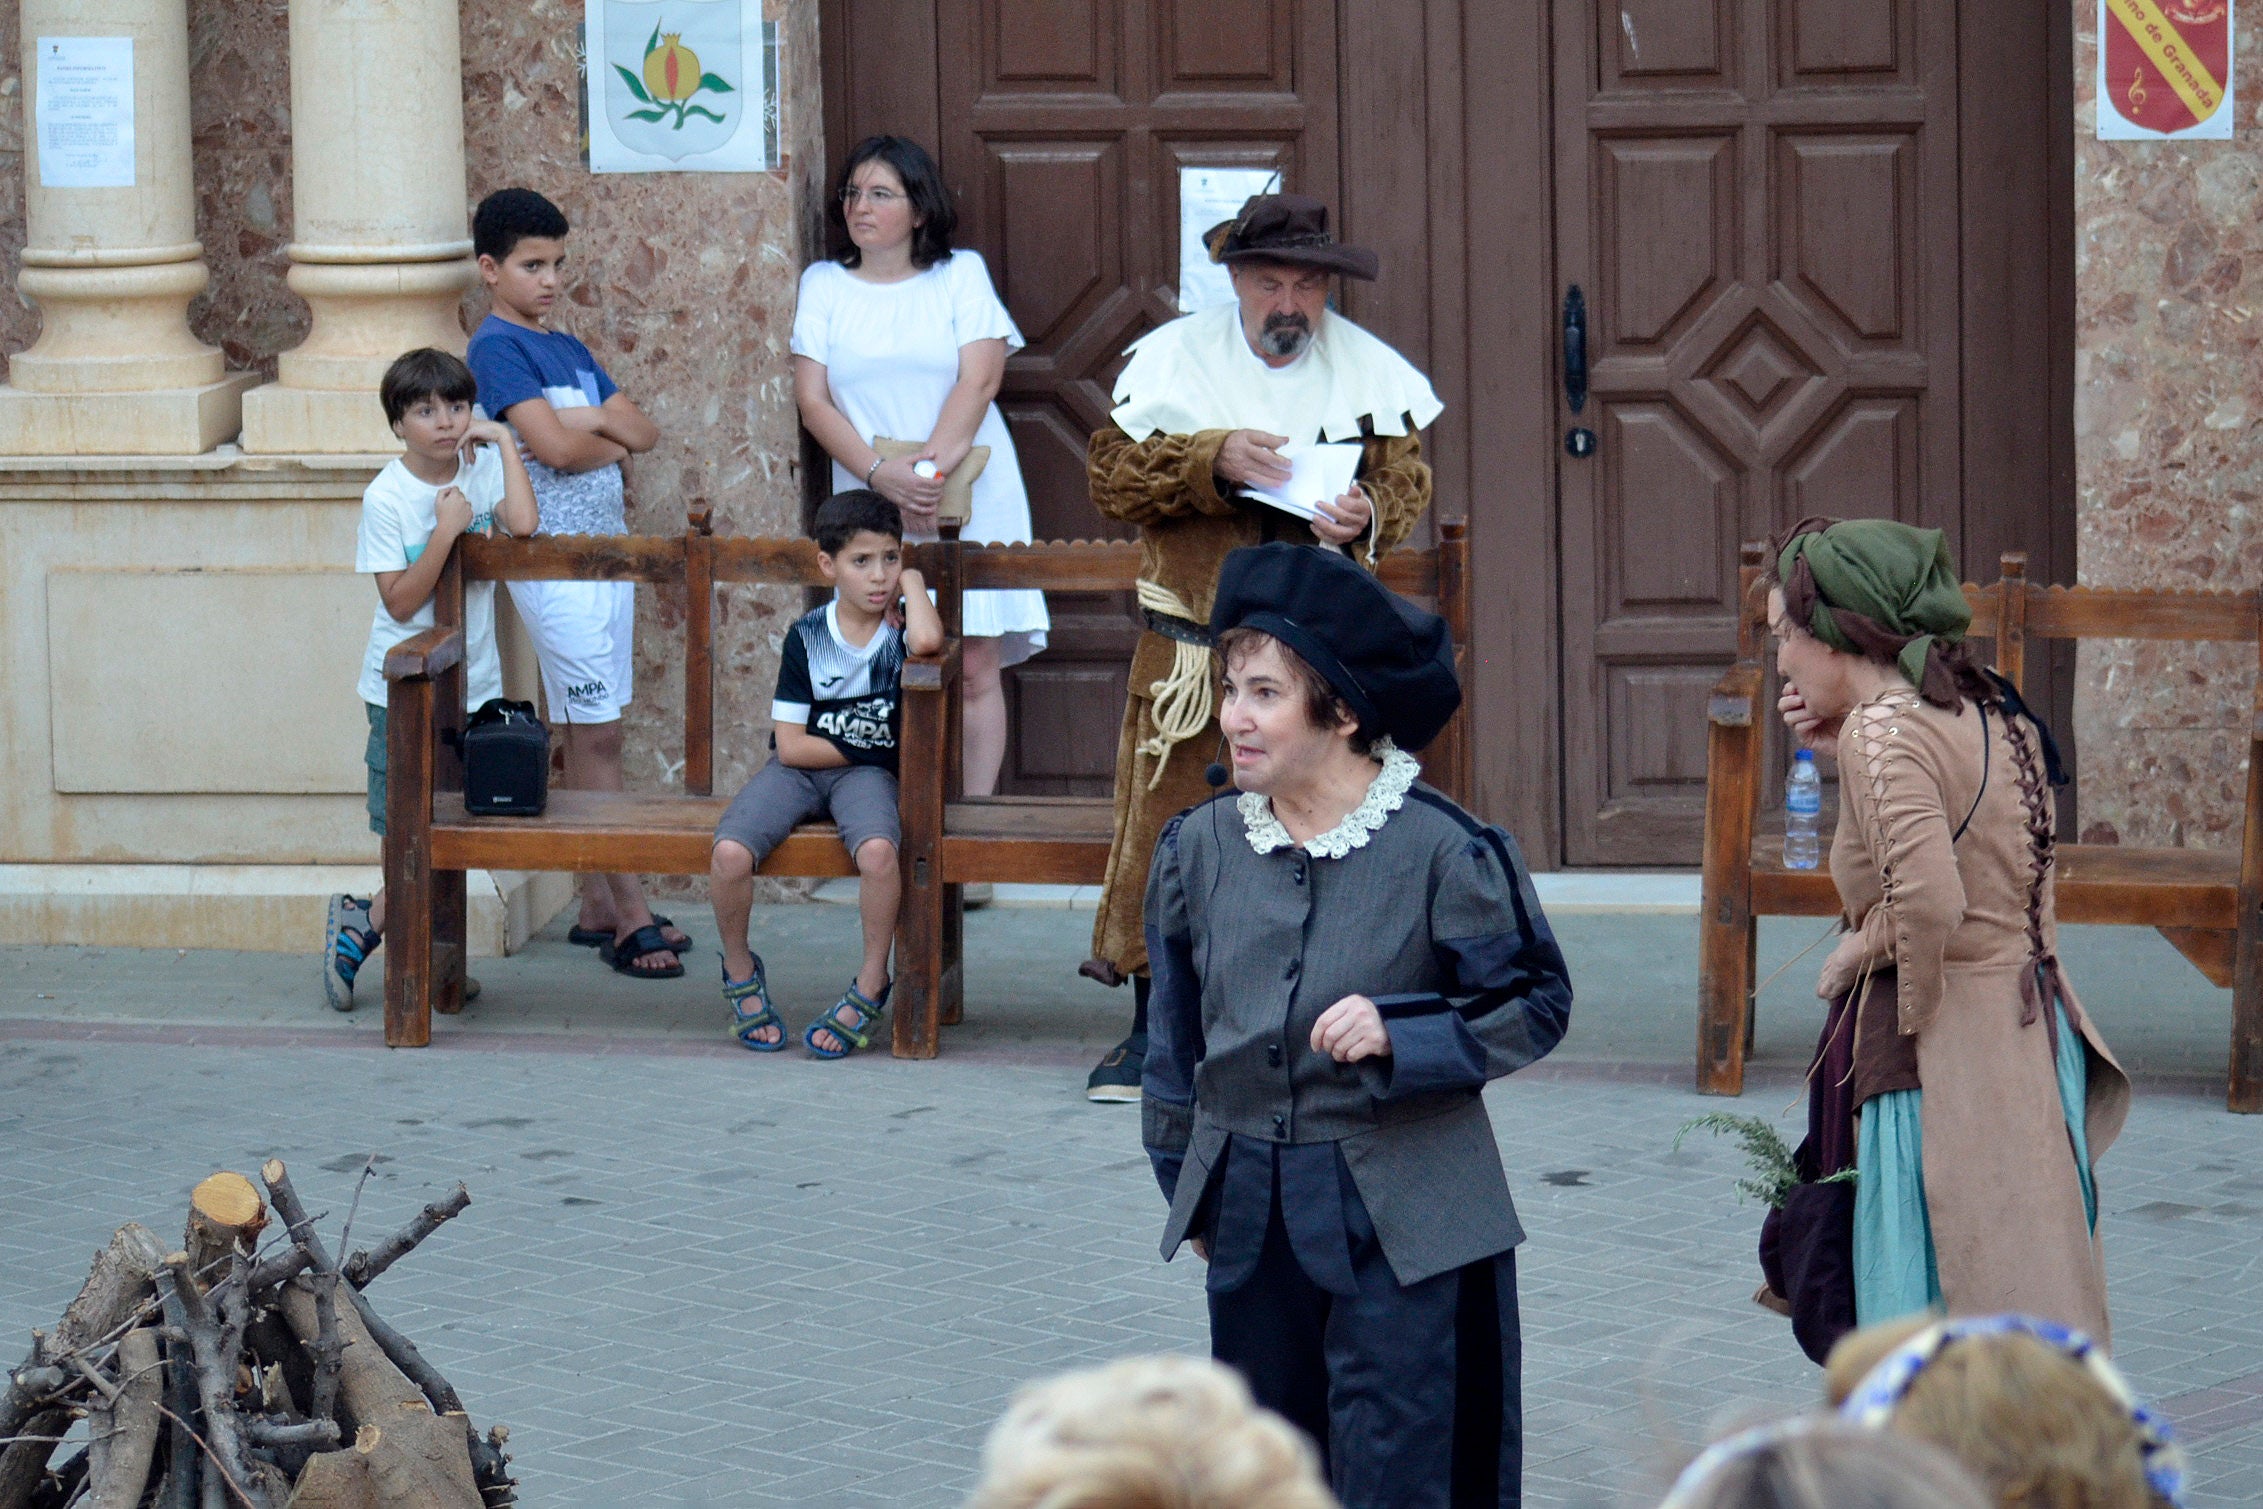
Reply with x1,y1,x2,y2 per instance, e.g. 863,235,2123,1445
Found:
1562,286,1588,414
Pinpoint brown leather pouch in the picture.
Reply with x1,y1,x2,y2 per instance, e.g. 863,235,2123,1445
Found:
873,437,989,529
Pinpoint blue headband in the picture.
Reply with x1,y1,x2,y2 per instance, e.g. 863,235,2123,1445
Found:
1837,1315,2187,1505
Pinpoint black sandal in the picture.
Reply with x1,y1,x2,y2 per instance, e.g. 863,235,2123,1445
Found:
573,913,689,950
600,923,686,979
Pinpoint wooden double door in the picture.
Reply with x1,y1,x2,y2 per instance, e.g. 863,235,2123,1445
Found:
823,0,2071,864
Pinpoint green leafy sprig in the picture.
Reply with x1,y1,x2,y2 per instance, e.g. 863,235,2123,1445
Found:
1673,1113,1856,1210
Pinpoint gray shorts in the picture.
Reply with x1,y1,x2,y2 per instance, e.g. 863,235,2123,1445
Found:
713,758,900,864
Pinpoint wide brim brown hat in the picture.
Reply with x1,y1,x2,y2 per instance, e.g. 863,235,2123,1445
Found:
1202,193,1379,281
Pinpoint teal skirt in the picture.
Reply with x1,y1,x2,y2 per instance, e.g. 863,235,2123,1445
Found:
1852,1009,2095,1326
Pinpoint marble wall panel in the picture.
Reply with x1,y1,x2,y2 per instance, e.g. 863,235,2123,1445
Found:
2073,2,2263,848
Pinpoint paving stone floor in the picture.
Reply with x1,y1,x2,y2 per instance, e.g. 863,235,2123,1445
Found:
1,907,2257,1507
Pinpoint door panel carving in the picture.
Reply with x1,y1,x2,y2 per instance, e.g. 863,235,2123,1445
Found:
1780,134,1912,342
1159,0,1289,86
1784,0,1906,79
991,0,1112,88
1600,138,1738,348
1606,404,1735,612
1785,397,1919,522
989,143,1121,345
1558,0,1959,863
1607,0,1735,85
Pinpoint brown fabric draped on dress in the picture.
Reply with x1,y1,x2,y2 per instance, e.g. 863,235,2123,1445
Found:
1080,424,1431,984
1830,683,2131,1341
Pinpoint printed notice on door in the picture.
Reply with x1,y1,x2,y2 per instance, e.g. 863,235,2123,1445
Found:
1179,167,1283,313
35,37,136,188
2097,0,2234,139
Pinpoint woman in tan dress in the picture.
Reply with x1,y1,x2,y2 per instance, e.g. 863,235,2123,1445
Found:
1767,517,2130,1344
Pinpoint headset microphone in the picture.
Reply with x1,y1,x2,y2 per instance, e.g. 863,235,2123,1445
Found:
1204,761,1229,789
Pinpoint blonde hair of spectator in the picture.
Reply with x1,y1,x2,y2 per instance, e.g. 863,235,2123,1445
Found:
967,1355,1340,1509
1661,1420,1991,1509
1824,1320,2169,1509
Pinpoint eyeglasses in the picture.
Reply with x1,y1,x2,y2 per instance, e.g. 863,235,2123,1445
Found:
840,185,904,207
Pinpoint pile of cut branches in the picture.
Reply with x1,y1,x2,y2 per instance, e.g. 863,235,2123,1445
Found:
0,1161,512,1509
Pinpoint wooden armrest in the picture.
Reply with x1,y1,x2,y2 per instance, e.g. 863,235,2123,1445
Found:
384,626,463,681
1707,663,1762,727
903,638,963,692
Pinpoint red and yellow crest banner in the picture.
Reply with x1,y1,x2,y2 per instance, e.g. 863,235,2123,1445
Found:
2099,0,2234,137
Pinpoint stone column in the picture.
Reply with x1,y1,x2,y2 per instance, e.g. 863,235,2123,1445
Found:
240,0,477,454
0,0,258,455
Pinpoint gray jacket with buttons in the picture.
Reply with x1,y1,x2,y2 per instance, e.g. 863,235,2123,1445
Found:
1140,781,1574,1287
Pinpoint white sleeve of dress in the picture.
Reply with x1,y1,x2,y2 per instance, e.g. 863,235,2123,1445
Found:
945,251,1024,351
789,263,831,364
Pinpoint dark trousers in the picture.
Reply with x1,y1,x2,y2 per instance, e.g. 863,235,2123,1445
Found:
1208,1187,1523,1509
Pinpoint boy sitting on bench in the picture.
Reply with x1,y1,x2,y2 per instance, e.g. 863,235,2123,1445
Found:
710,491,944,1057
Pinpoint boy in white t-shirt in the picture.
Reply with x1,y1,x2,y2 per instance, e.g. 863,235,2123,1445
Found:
323,347,538,1012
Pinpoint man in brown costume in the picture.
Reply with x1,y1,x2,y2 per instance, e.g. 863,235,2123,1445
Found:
1080,194,1441,1100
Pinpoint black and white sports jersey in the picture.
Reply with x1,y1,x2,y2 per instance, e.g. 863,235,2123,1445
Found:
771,601,907,770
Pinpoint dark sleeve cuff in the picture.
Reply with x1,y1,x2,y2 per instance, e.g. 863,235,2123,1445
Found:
1356,1003,1488,1101
1147,1147,1185,1203
1143,1093,1194,1154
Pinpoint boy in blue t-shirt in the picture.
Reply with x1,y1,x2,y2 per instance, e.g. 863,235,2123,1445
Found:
466,188,683,980
710,491,944,1058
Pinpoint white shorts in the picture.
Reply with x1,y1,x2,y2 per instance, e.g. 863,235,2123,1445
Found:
506,578,635,724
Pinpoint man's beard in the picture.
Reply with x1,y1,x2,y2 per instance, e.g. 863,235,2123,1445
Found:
1258,311,1312,359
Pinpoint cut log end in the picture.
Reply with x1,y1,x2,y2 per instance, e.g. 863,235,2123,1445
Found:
190,1173,264,1234
185,1172,267,1299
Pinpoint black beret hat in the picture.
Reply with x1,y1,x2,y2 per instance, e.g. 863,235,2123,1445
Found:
1210,543,1461,751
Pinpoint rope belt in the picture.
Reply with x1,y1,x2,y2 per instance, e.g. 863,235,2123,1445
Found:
1133,579,1216,790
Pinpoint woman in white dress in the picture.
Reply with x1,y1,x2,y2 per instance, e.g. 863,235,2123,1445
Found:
792,135,1051,797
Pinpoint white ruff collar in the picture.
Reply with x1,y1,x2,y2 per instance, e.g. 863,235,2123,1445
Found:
1240,742,1419,859
1109,305,1444,443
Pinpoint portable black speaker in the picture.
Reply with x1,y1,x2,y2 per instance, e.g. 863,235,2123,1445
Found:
461,698,549,816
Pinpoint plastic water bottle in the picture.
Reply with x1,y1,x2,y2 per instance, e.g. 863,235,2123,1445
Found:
1784,749,1822,870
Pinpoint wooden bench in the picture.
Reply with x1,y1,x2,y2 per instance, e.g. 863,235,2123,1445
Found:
1699,544,2263,1112
380,517,1468,1059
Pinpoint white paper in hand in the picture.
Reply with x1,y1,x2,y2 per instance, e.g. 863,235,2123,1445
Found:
1246,441,1363,520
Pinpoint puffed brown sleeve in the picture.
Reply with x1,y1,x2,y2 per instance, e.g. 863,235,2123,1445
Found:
1087,426,1241,526
1839,700,1967,1034
1357,428,1432,563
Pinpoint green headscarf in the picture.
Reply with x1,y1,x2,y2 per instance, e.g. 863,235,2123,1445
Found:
1777,519,1970,697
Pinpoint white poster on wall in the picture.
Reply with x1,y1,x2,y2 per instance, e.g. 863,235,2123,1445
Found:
2096,0,2234,140
35,37,135,188
585,0,779,173
1178,166,1282,313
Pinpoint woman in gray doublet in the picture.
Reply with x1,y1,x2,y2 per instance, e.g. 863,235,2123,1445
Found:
1141,543,1572,1509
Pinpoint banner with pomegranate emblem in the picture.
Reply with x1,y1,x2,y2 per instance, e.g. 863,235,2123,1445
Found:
585,0,781,172
2098,0,2235,139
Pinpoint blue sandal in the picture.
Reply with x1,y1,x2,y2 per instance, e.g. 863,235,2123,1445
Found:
723,955,788,1052
323,895,378,1013
804,980,889,1059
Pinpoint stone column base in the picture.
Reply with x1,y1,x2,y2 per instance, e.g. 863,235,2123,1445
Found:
240,384,411,456
0,373,263,456
0,865,575,958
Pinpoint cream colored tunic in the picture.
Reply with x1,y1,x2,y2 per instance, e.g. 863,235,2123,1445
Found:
1830,685,2131,1343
